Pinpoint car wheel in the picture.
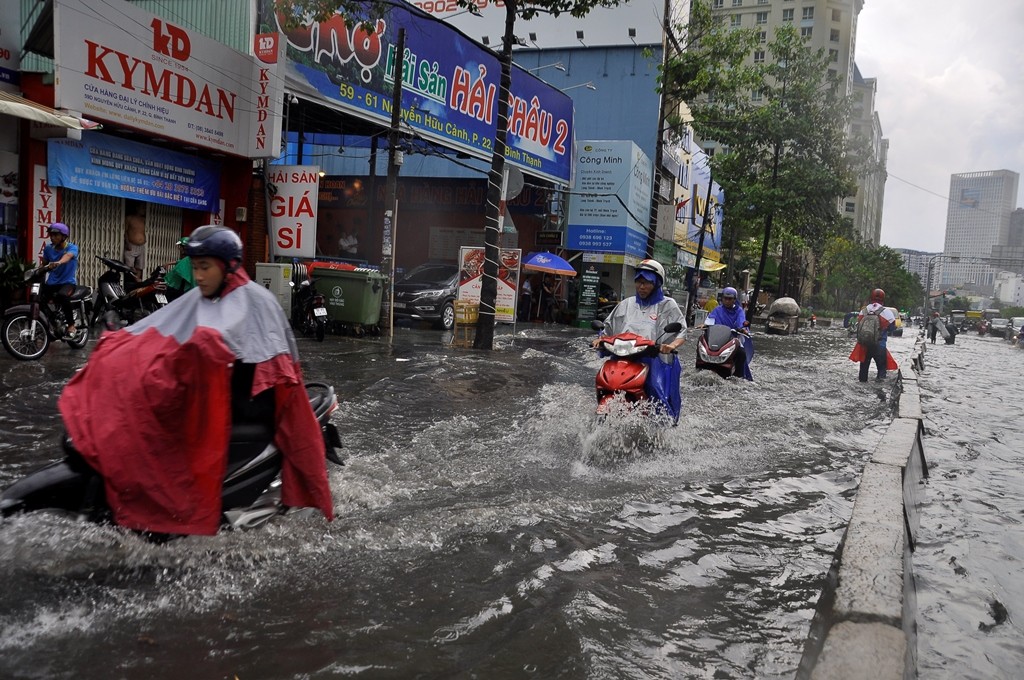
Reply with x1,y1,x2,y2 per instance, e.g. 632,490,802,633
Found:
439,301,455,330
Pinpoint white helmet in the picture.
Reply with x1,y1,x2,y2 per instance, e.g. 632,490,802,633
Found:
635,259,665,286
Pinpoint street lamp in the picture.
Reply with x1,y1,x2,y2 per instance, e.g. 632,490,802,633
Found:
924,254,959,314
561,81,597,92
528,62,565,74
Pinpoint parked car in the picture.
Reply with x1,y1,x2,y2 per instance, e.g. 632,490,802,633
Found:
393,263,459,330
988,317,1011,339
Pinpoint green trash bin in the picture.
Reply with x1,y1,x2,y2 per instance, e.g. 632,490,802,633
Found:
311,267,386,325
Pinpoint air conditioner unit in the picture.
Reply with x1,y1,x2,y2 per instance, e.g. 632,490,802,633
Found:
235,207,248,222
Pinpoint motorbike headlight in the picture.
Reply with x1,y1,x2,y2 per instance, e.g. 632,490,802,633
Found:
719,344,735,360
606,339,640,357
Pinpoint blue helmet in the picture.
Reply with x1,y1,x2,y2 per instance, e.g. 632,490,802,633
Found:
722,286,738,299
48,222,70,236
186,225,243,271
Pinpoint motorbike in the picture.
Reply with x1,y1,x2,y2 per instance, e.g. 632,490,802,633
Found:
591,320,683,418
696,323,753,380
292,278,328,341
89,255,168,327
0,382,344,532
1,266,92,360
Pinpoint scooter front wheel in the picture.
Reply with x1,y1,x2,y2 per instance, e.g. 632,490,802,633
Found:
2,313,50,360
65,308,91,349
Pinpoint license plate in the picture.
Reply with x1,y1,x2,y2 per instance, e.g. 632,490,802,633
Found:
155,293,168,304
393,302,407,310
313,307,328,317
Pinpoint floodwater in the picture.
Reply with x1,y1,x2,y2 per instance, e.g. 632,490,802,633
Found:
911,330,1024,679
0,320,1015,679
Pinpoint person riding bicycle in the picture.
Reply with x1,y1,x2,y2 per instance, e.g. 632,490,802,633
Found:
591,259,685,421
39,222,79,337
59,226,334,535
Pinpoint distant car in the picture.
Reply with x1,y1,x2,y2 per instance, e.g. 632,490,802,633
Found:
988,317,1011,339
1009,317,1024,340
392,263,460,330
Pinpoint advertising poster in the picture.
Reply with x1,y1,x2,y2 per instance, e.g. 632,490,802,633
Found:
259,0,573,184
54,0,284,158
47,133,221,211
566,140,653,258
577,264,601,322
0,0,19,88
676,138,724,261
458,246,521,323
267,165,320,259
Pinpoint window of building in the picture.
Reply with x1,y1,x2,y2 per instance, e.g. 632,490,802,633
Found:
830,28,840,42
712,0,723,8
828,68,837,80
759,30,768,43
730,14,742,27
832,8,841,21
829,48,839,62
753,50,766,63
845,202,856,213
801,26,813,39
757,0,768,4
802,6,814,19
756,11,768,24
751,89,763,102
782,8,794,21
732,0,742,6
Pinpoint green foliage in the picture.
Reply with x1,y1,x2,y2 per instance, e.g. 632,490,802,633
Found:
817,240,922,312
1001,306,1024,318
0,255,32,291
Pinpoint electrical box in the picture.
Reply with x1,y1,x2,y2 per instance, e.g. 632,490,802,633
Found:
255,262,293,316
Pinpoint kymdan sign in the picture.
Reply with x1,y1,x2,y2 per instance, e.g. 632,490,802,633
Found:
262,0,573,184
54,0,284,158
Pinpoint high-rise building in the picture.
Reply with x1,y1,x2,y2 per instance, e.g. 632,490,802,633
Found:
709,0,887,245
940,170,1020,293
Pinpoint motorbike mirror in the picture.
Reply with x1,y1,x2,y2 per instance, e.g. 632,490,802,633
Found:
663,322,683,334
590,319,606,331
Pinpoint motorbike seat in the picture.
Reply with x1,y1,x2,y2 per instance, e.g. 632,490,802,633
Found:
68,285,92,302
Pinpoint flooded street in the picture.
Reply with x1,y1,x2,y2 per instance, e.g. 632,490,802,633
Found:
0,323,1017,679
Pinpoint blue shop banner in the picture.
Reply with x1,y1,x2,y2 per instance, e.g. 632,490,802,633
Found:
568,225,647,258
47,133,221,211
262,1,573,184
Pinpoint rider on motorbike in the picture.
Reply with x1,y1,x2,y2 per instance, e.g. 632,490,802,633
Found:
703,286,752,379
58,226,334,535
591,259,685,419
162,236,194,299
40,222,79,337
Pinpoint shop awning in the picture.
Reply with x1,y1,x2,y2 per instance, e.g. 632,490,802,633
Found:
698,258,727,272
0,91,101,130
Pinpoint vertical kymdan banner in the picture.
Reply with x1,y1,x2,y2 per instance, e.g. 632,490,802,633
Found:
266,165,319,259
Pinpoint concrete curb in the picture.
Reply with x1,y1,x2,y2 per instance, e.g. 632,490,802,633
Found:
800,339,928,680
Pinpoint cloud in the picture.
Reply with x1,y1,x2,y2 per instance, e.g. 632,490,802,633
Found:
856,0,1024,251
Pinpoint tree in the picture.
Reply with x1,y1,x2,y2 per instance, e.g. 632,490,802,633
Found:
282,0,622,349
662,4,870,309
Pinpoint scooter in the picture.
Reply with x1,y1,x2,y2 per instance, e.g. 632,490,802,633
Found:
695,324,753,380
0,383,344,532
89,255,168,327
292,278,328,342
1,266,92,360
591,320,683,418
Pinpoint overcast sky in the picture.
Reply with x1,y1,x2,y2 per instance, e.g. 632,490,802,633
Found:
855,0,1024,253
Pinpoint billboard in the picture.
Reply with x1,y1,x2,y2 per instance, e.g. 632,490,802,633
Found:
675,138,723,260
54,0,284,158
267,165,320,258
566,140,653,257
263,0,573,184
458,246,521,322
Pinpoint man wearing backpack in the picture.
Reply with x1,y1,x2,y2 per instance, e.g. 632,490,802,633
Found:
849,288,898,382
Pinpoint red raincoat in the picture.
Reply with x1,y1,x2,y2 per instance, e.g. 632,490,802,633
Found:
58,269,334,535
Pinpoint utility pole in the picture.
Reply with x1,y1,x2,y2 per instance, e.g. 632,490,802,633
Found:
381,28,405,341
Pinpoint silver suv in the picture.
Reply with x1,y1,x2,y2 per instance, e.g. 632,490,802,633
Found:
988,317,1011,339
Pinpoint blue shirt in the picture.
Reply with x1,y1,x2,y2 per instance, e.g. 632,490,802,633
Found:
707,303,746,330
42,242,79,285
